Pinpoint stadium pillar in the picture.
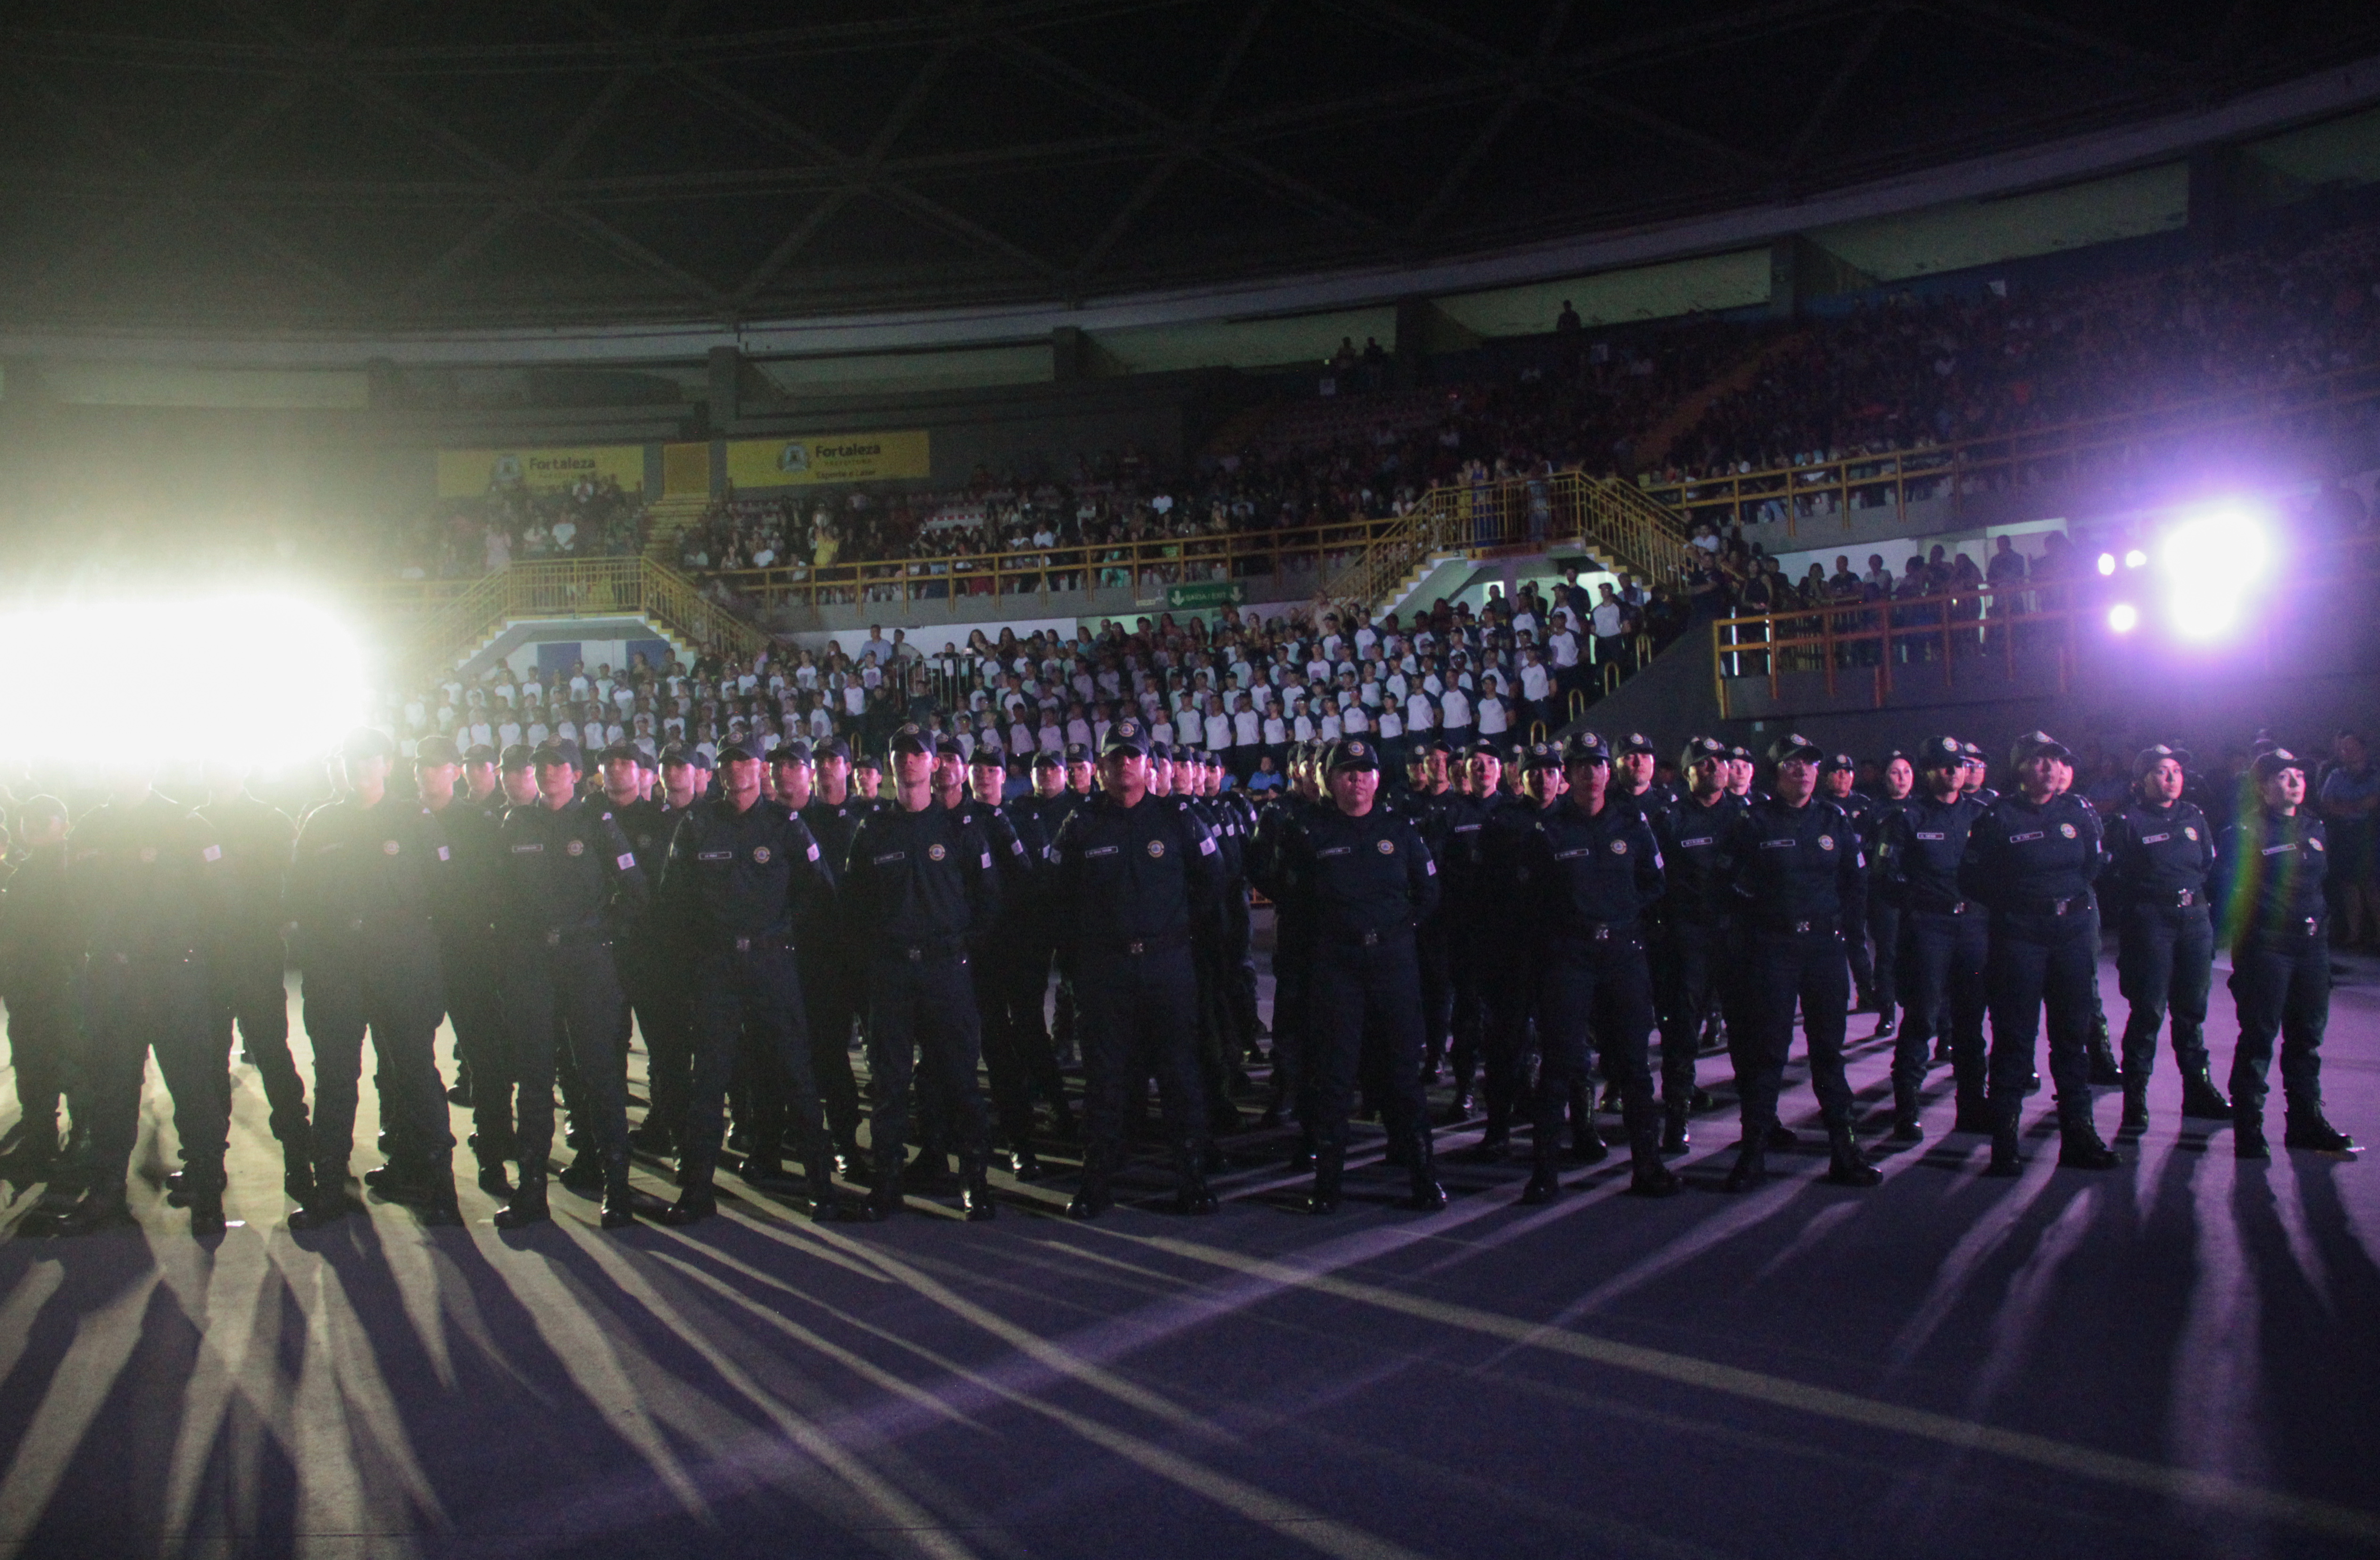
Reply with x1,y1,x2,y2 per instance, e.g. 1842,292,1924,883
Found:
707,344,742,430
1768,234,1872,319
1394,298,1479,389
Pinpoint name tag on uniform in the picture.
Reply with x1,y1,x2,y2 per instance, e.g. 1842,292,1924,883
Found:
512,843,543,854
1759,838,1796,850
2010,831,2045,843
1454,823,1481,834
1915,831,1944,841
698,850,734,862
2263,843,2297,856
1553,847,1592,861
1084,845,1119,858
2140,833,2170,844
873,851,906,865
1317,846,1352,858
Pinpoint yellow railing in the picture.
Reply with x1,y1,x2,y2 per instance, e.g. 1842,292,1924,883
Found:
1645,359,2380,536
1320,469,1698,609
385,555,769,682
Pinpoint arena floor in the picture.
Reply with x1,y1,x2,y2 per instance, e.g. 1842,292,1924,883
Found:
1,943,2375,1560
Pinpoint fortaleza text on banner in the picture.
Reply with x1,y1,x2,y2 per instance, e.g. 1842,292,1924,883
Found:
435,445,644,499
725,430,931,488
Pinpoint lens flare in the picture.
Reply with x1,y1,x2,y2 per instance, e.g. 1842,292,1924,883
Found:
2160,507,2266,639
2097,553,2116,576
2107,602,2139,633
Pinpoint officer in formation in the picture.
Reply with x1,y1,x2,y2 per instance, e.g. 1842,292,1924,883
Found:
9,708,2362,1244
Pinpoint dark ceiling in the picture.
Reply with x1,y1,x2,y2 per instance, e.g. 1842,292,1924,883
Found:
1,0,2376,334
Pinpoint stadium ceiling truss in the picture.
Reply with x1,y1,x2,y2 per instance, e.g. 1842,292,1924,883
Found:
0,0,2374,333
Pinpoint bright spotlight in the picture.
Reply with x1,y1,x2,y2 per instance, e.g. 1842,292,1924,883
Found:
2097,552,2116,576
2107,602,2139,633
2160,506,2267,639
2124,549,2148,569
0,595,364,767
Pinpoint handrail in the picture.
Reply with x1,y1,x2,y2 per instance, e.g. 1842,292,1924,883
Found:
395,555,770,683
1645,359,2380,536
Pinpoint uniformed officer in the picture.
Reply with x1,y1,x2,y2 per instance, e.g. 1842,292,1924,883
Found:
2221,748,2356,1159
1516,732,1675,1201
0,797,76,1189
797,735,873,1168
1247,742,1320,1135
1864,749,1916,1039
32,760,233,1236
840,723,1003,1219
190,758,312,1206
1716,733,1878,1191
1273,737,1443,1213
1873,736,1989,1140
1609,732,1674,824
1403,738,1459,1084
1014,748,1084,1137
602,742,686,1159
286,728,461,1228
2103,743,2229,1134
655,738,853,1223
1047,717,1225,1217
1470,741,1564,1161
1651,736,1740,1152
1436,742,1514,1123
1817,753,1882,1017
1959,730,2119,1176
414,735,516,1197
966,743,1066,1180
488,739,650,1228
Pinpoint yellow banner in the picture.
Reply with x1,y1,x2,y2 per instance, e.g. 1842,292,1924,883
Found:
725,430,931,488
436,445,645,499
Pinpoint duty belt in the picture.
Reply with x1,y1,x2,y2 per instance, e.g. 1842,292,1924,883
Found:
2009,895,2083,916
883,937,967,963
1352,919,1415,948
2163,888,2202,909
1756,916,1831,934
718,933,792,955
1911,895,1972,916
1096,927,1190,956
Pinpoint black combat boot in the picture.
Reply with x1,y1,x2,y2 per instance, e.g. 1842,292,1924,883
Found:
1406,1129,1447,1212
1871,1005,1897,1039
279,1121,316,1205
1889,1081,1924,1143
1825,1127,1882,1187
186,1172,229,1237
599,1152,638,1229
1005,1144,1048,1182
494,1168,551,1228
48,1185,133,1237
1302,1140,1345,1215
1173,1141,1219,1216
1764,1121,1800,1151
1951,1093,1995,1135
292,1158,364,1229
2180,1067,2232,1120
2119,1076,2149,1135
558,1151,605,1194
959,1160,997,1222
1660,1098,1691,1156
663,1151,718,1226
2234,1102,2270,1161
1983,1113,2023,1178
1623,1102,1680,1198
1067,1145,1113,1220
1440,1089,1474,1126
2284,1102,2357,1155
2087,1029,2122,1087
1519,1156,1562,1205
1722,1134,1766,1193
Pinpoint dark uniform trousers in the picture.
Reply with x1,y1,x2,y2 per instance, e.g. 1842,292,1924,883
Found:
1267,925,1314,1124
1478,947,1538,1140
1654,918,1726,1109
1535,932,1657,1150
622,953,692,1147
798,949,865,1151
303,934,452,1181
2226,923,2328,1116
1074,942,1205,1162
1307,933,1428,1151
210,934,309,1147
1447,929,1489,1097
975,926,1068,1150
1867,898,1901,1020
1897,907,1987,1105
1224,891,1260,1061
865,949,990,1176
439,932,516,1163
686,944,830,1180
1415,915,1456,1076
83,956,227,1197
1734,925,1855,1133
3,980,77,1151
498,937,631,1171
2116,901,2215,1081
1984,908,2098,1127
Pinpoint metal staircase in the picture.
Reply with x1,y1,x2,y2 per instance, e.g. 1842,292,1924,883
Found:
399,555,768,685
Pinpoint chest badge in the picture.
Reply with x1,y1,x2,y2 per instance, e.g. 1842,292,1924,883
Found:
2059,823,2077,839
1610,839,1628,854
1817,834,1835,851
2312,836,2325,851
752,845,772,865
928,843,947,861
1378,838,1396,855
566,839,585,857
1147,838,1167,858
383,840,400,856
2184,826,2198,841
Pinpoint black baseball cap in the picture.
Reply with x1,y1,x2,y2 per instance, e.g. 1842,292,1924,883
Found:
1327,738,1380,773
2133,743,2186,779
2251,747,2306,781
1820,752,1857,776
932,734,966,759
532,739,582,769
1916,735,1964,771
1032,749,1063,770
463,742,497,765
771,739,814,767
716,739,762,765
658,742,696,768
499,742,537,772
1103,719,1149,757
1062,742,1091,764
888,724,931,756
1617,732,1658,757
2010,730,2073,767
972,744,1008,767
1768,733,1824,765
600,742,644,767
813,735,851,762
1521,741,1562,771
415,735,460,765
1680,735,1728,769
1564,732,1611,767
1958,741,1986,765
1727,744,1755,763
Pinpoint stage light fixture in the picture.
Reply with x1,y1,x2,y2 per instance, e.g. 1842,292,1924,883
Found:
2160,505,2267,640
2097,553,2116,576
0,594,364,766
